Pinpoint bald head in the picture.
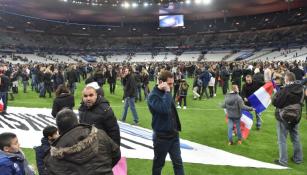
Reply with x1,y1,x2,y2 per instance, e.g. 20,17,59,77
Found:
82,86,98,107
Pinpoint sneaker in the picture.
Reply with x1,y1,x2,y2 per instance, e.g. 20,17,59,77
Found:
177,106,181,109
238,140,242,145
214,94,216,97
132,122,139,126
183,106,187,110
122,100,124,103
274,160,288,167
291,157,303,164
228,141,233,145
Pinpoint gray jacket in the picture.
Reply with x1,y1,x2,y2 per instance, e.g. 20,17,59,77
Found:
221,92,253,119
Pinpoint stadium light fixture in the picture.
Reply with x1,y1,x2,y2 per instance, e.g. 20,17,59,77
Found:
122,2,130,8
82,27,86,30
143,2,149,7
132,2,138,8
202,0,211,4
195,0,201,4
185,0,191,4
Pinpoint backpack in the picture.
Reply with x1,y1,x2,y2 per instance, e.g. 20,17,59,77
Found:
181,82,189,91
197,78,203,87
279,89,304,125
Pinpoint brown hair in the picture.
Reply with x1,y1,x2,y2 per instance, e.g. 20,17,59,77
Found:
55,84,70,97
158,70,173,82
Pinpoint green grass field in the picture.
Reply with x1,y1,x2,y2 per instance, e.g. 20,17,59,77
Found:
8,79,307,175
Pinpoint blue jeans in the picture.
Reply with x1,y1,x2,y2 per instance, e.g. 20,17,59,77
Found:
228,118,242,142
121,97,139,123
0,92,7,112
255,112,262,129
152,134,184,175
39,82,45,97
276,120,303,165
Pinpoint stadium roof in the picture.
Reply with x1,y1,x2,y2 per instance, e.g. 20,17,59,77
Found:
1,0,307,23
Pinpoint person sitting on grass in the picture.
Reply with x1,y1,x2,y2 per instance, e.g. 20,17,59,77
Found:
34,126,59,175
221,84,254,145
0,132,35,175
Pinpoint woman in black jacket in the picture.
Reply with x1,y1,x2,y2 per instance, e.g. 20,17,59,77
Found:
51,84,75,118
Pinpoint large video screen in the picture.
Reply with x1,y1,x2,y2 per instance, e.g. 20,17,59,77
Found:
159,15,184,28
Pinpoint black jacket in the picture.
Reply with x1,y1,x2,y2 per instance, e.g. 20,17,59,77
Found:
241,81,262,106
0,75,10,92
272,83,304,122
66,70,79,84
51,93,75,118
44,124,120,175
123,73,137,98
291,67,305,80
79,97,120,145
106,69,117,84
34,137,50,175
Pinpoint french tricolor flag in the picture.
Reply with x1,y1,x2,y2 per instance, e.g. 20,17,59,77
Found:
0,98,4,112
225,110,254,139
248,81,277,114
240,110,254,139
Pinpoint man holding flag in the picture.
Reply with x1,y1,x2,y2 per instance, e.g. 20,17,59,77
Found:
221,83,254,145
241,75,263,130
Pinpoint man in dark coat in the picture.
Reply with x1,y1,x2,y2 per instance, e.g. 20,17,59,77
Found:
147,70,184,175
44,109,120,175
106,65,117,94
121,67,139,125
272,72,304,167
79,86,120,145
241,75,262,130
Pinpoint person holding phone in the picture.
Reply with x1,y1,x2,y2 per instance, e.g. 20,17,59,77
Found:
147,70,184,175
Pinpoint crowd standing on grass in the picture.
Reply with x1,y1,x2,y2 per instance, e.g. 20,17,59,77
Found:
0,59,307,174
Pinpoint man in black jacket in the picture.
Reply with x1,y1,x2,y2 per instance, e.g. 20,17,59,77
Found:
121,67,139,125
79,86,120,145
66,65,79,94
272,72,303,167
106,65,117,95
44,109,120,175
0,67,10,114
241,75,262,130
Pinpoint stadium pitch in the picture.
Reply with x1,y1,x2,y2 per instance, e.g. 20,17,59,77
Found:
6,79,307,175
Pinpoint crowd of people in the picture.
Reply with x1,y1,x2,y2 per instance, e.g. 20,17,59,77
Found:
0,59,307,174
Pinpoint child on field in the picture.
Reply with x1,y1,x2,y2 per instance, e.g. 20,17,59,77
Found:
0,132,35,175
177,79,189,109
34,126,59,175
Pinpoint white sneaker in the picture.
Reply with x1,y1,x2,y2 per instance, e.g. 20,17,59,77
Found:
177,106,181,109
183,106,187,110
122,100,124,103
214,94,216,97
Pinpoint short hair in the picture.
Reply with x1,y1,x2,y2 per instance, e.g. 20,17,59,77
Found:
285,72,296,82
56,108,79,135
43,126,58,138
0,132,17,150
55,84,70,97
158,70,173,82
